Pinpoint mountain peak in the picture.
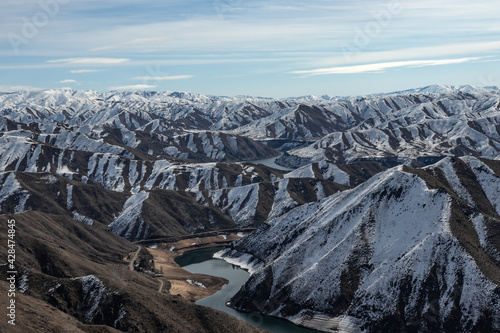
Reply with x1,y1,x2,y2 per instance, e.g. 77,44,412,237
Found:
382,84,499,96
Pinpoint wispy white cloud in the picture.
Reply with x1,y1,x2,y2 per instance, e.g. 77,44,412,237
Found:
0,56,290,70
70,69,101,73
4,1,498,66
109,84,157,91
133,75,194,81
91,36,170,51
0,84,42,92
292,57,481,76
58,18,331,57
60,79,77,83
315,41,500,68
47,58,130,65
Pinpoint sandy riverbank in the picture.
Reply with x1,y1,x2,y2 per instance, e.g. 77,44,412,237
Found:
146,233,244,301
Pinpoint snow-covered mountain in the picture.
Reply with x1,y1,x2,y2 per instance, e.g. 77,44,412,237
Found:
217,156,500,332
1,86,500,332
2,86,500,240
280,88,500,166
0,152,355,240
381,84,500,96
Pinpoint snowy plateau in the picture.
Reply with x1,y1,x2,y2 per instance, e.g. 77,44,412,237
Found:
1,85,499,332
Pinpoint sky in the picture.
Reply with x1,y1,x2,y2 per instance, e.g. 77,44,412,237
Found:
1,0,499,97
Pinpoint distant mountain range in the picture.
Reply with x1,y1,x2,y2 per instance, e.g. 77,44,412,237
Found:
2,85,499,167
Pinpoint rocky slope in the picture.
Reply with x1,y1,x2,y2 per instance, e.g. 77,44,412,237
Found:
217,156,500,332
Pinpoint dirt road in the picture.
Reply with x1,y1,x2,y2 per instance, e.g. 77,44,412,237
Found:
158,279,164,293
129,246,141,271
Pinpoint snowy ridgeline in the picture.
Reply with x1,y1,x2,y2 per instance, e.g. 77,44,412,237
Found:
1,86,500,165
217,156,500,333
1,87,500,332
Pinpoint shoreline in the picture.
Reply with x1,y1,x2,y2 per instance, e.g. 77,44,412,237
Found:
140,233,327,333
146,233,244,301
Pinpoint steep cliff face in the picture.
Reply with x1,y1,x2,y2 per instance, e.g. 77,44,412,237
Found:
218,157,500,333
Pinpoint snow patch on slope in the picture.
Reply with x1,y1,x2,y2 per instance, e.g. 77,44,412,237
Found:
73,212,94,226
73,275,108,322
109,191,150,239
0,172,30,213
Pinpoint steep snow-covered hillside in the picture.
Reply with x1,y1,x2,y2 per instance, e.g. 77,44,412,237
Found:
217,157,500,332
0,157,350,240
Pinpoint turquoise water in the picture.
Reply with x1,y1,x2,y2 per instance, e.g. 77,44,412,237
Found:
177,247,320,333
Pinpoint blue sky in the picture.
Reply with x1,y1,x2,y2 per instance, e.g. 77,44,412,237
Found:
1,0,499,97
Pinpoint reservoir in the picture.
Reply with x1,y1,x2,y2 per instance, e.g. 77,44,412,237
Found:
247,154,295,172
176,247,320,333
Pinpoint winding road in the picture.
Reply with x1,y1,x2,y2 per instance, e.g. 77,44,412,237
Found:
132,228,256,245
158,280,164,293
128,246,165,293
129,246,142,271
